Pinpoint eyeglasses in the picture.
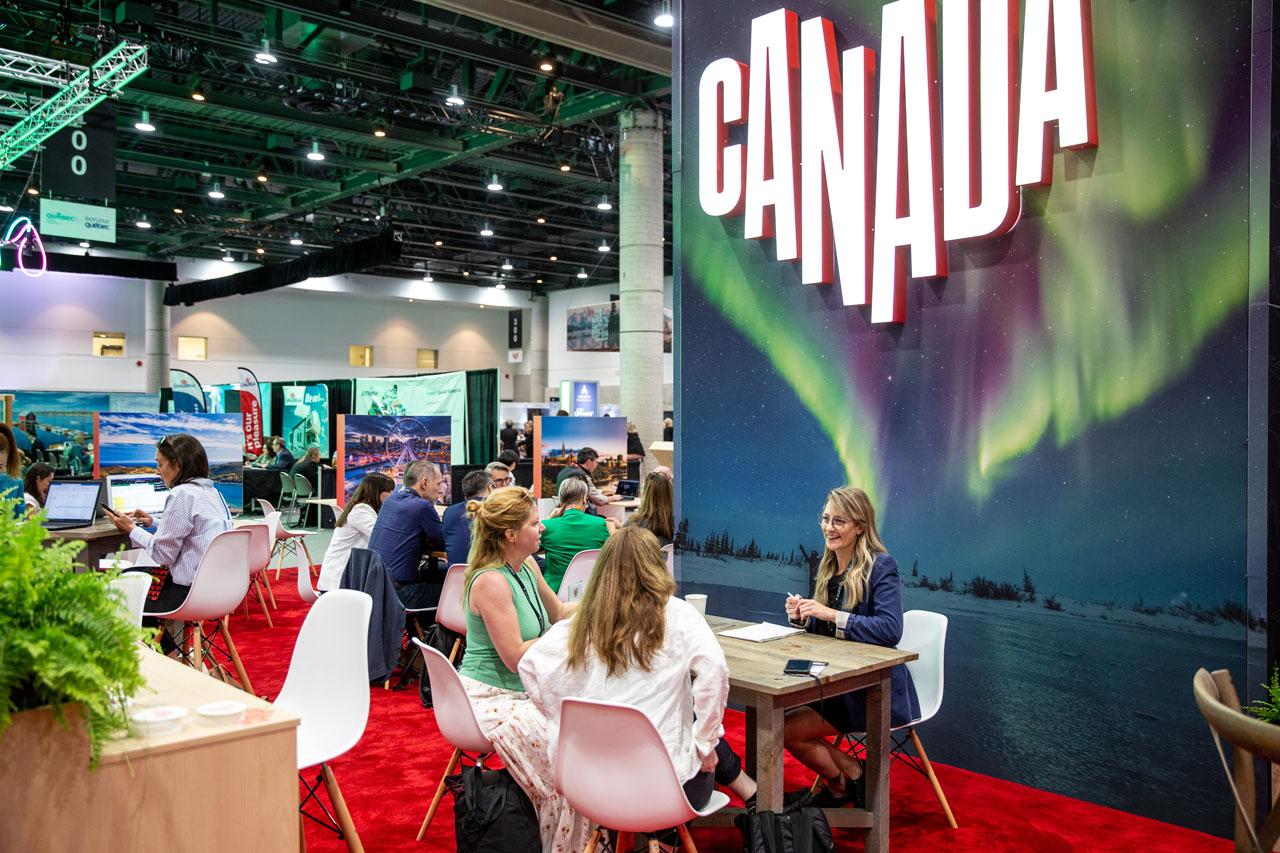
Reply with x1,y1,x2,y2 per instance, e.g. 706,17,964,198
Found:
492,476,512,486
818,514,853,530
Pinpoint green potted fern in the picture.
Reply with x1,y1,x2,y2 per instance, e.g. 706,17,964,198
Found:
0,497,150,767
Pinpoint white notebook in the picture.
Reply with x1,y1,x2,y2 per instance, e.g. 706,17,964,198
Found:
717,622,805,643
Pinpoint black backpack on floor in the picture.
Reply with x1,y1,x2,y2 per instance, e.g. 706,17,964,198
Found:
735,804,835,853
445,765,540,853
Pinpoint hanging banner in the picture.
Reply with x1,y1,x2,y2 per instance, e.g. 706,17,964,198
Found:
354,372,467,463
43,101,117,202
39,198,117,243
169,368,207,413
237,366,264,457
282,384,330,457
571,381,599,417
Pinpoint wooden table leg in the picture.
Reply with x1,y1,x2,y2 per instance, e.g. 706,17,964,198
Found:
863,673,891,853
744,705,758,778
754,702,785,812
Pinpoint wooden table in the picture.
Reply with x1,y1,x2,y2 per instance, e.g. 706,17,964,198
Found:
0,648,300,852
302,497,340,530
43,518,131,572
703,616,917,851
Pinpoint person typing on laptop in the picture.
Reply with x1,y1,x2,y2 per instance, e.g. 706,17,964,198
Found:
104,434,234,615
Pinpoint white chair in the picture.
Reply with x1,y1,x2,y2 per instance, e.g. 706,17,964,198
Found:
412,640,495,841
598,503,626,523
557,697,729,852
660,543,674,576
274,589,373,853
537,497,557,518
261,505,315,582
150,528,256,694
826,609,956,828
557,548,601,602
436,563,468,663
109,572,154,628
239,521,276,627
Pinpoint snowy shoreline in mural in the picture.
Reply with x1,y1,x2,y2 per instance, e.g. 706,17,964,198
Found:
338,415,451,503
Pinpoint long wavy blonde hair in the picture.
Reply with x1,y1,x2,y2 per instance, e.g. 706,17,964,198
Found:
814,487,886,609
567,525,675,676
629,472,673,543
464,486,537,589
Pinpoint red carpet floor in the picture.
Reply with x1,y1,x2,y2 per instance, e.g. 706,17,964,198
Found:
233,572,1232,852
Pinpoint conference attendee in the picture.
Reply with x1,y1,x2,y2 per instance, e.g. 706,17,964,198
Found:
317,472,394,592
265,436,295,471
23,423,46,462
367,460,446,609
485,461,513,488
554,447,607,507
555,409,570,417
782,486,919,808
456,486,586,852
290,446,322,487
442,469,492,568
498,448,520,470
521,526,758,825
653,465,674,482
627,471,674,547
626,421,646,463
663,417,674,442
0,425,24,510
500,419,520,454
521,420,534,457
540,477,612,592
105,434,235,614
22,461,54,516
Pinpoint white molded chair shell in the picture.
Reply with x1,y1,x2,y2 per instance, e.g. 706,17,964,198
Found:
537,497,557,518
274,589,373,769
557,548,601,602
598,503,626,523
413,639,492,754
436,564,468,635
110,572,154,627
241,521,273,576
296,557,320,604
150,529,251,621
660,543,674,576
899,610,946,726
257,498,278,523
556,697,729,833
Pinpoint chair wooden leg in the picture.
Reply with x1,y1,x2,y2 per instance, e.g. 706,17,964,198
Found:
322,763,363,853
446,637,462,666
417,747,461,840
583,828,602,853
675,824,698,853
221,616,255,695
189,620,203,671
909,728,957,829
262,569,278,609
254,577,275,628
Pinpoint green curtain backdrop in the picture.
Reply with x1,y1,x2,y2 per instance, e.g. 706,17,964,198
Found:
465,369,498,465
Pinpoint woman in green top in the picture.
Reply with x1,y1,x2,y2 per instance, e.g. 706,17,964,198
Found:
456,486,586,853
539,476,615,592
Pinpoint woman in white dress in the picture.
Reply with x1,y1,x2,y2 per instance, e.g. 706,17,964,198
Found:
317,472,394,591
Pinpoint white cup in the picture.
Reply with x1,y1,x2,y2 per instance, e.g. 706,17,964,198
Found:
685,593,707,615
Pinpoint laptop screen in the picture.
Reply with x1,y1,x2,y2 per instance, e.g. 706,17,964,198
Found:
44,481,101,523
108,474,169,516
615,479,640,498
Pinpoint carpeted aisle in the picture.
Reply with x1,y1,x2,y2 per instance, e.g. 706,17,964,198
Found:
232,572,1231,852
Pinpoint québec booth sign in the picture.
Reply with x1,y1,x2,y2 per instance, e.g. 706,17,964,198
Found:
697,0,1098,323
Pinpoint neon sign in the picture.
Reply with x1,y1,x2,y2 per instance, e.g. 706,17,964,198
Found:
698,0,1098,323
1,216,47,277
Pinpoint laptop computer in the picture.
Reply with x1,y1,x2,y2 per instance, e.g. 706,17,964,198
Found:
615,479,640,498
41,480,103,531
106,473,169,519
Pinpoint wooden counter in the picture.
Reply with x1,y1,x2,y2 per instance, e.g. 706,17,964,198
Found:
0,648,300,852
42,518,131,572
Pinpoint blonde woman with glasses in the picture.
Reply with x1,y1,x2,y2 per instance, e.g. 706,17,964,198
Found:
781,486,919,809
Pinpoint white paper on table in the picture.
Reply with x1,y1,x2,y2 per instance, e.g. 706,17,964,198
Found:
716,622,806,643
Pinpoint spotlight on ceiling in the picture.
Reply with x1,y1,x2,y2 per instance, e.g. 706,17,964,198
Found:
495,282,506,290
79,241,91,248
577,268,588,279
501,259,514,271
221,250,235,262
558,159,572,172
445,84,465,107
598,240,610,252
597,195,613,211
207,181,225,199
372,124,387,138
654,3,674,27
535,278,544,284
26,186,39,196
480,222,494,237
172,206,184,214
256,168,269,183
433,239,443,247
424,271,434,283
191,84,206,102
463,270,470,276
134,109,156,132
0,202,13,212
536,216,547,224
539,58,556,73
256,246,266,255
289,233,303,246
549,254,558,261
136,215,152,229
486,173,504,192
254,38,278,65
306,140,325,161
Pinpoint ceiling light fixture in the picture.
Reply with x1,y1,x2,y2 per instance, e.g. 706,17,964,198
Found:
486,173,504,192
577,268,588,279
424,271,434,283
191,84,206,102
495,282,506,290
445,84,465,107
134,109,156,132
535,278,544,284
79,241,91,248
290,233,303,246
559,160,572,172
256,246,266,255
539,58,556,73
136,215,152,229
598,240,610,252
597,195,612,211
463,270,470,276
172,206,184,214
654,2,674,27
26,187,39,197
0,202,13,212
256,168,269,183
254,38,278,65
549,254,558,261
433,239,443,247
221,251,235,263
536,216,547,224
207,181,225,199
372,124,387,138
306,140,325,161
501,259,513,271
480,222,494,237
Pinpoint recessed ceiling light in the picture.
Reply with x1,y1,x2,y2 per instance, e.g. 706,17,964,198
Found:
653,3,674,27
172,206,184,214
501,259,513,271
536,216,546,224
445,84,465,107
535,278,543,284
306,140,325,161
136,216,152,229
134,109,156,132
423,272,434,282
549,254,558,261
372,124,387,138
597,195,612,211
254,38,278,65
434,239,443,247
463,270,470,276
207,181,225,199
577,268,588,279
289,233,303,246
480,223,494,237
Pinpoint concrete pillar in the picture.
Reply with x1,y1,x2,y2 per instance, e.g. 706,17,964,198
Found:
618,110,665,476
528,295,550,401
144,279,170,395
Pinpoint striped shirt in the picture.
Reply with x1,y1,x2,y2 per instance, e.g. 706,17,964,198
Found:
129,478,234,586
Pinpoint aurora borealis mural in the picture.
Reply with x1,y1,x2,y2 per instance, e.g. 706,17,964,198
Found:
675,0,1260,836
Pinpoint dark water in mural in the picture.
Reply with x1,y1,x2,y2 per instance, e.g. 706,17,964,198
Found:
684,567,1243,836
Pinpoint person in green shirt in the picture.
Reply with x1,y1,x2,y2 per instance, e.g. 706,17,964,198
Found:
456,486,586,852
540,477,615,593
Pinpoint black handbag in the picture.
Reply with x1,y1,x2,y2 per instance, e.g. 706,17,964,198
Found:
734,805,836,853
444,765,540,853
417,623,465,708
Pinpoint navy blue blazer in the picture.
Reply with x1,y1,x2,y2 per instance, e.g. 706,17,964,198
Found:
805,552,921,729
440,500,472,569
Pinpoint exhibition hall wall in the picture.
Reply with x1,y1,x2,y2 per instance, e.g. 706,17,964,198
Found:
675,0,1267,837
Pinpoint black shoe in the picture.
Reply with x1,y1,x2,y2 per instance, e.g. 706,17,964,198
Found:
783,789,814,810
808,776,857,809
